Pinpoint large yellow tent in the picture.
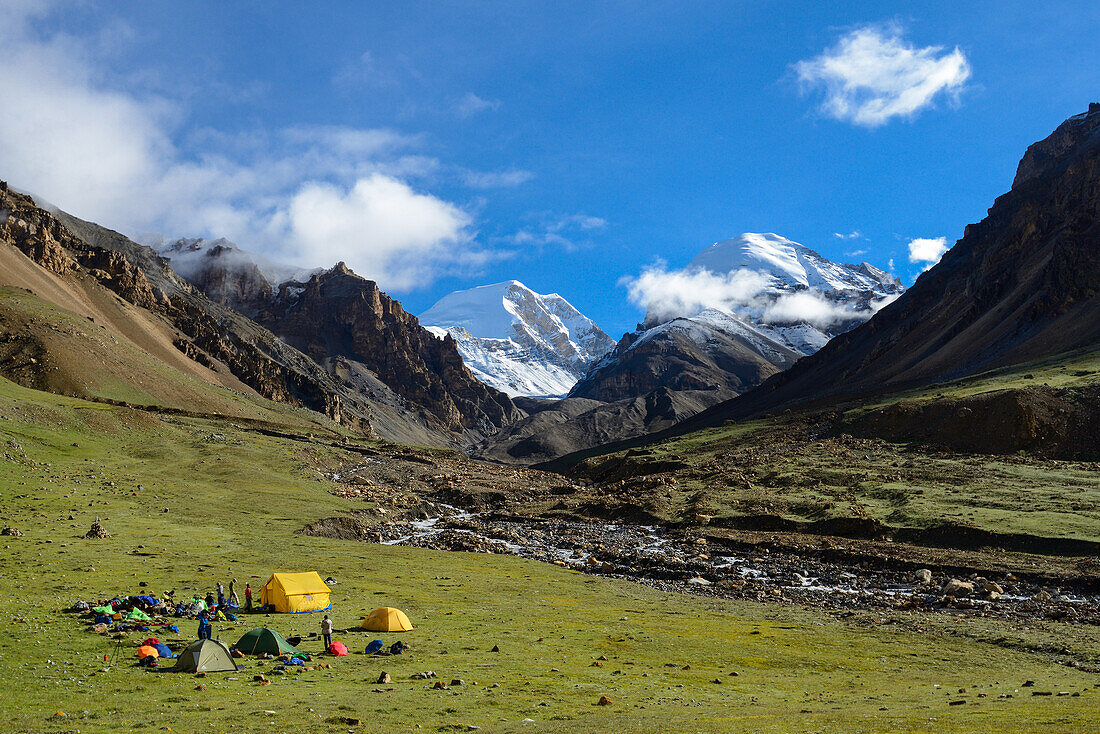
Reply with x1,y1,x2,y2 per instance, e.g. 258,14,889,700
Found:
360,607,413,632
259,571,331,613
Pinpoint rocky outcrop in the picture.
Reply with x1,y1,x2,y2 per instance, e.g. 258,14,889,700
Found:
1,184,159,309
168,240,273,313
569,314,800,403
255,264,520,434
843,385,1100,460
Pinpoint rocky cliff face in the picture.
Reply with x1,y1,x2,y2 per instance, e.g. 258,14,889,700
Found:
254,264,520,434
158,238,273,312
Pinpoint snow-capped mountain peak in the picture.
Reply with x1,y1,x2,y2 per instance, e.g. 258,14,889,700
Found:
420,280,615,398
688,232,902,294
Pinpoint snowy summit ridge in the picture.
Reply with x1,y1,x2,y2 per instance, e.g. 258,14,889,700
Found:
420,280,615,398
643,232,904,355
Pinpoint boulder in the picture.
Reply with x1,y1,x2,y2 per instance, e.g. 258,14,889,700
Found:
941,579,975,597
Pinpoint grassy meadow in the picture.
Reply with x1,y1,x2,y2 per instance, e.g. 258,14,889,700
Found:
0,375,1098,733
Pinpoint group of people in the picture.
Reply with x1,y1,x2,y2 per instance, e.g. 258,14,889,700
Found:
195,579,257,639
203,579,254,612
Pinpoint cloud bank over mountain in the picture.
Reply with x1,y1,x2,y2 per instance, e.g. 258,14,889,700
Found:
0,2,502,291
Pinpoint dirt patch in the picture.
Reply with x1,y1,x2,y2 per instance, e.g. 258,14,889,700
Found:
843,385,1100,460
300,515,375,541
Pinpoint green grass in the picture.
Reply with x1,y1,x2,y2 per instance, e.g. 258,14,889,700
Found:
589,354,1100,541
1,376,1098,732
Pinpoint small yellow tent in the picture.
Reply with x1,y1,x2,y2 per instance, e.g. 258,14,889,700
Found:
259,572,331,613
360,607,413,632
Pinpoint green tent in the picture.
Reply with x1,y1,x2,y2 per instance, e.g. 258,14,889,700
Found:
172,639,237,673
234,628,304,656
124,608,152,621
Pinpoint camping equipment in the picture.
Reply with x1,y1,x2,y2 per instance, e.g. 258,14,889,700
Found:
360,607,413,632
142,638,160,647
328,642,349,656
364,639,384,655
235,628,305,657
153,642,174,658
259,572,331,613
172,639,237,673
389,640,407,655
136,645,160,660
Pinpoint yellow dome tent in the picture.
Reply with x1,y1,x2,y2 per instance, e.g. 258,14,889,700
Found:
360,607,413,632
259,571,331,613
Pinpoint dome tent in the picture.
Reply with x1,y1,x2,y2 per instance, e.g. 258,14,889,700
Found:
235,628,305,656
360,607,413,632
259,571,331,613
172,639,237,673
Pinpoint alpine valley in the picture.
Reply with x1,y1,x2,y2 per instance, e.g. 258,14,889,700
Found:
1,73,1099,733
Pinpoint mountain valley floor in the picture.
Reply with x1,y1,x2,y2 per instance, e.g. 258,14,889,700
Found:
1,368,1098,733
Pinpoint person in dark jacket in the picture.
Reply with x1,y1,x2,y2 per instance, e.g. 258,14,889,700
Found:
197,613,212,640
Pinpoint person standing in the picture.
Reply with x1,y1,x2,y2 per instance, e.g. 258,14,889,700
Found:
321,614,333,650
197,612,212,640
244,583,252,612
228,578,240,607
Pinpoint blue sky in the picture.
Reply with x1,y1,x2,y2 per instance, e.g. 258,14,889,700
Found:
2,1,1098,337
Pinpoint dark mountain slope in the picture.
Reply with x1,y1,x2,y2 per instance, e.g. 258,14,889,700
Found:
568,316,800,403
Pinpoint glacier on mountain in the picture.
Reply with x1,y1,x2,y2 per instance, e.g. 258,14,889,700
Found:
421,280,615,398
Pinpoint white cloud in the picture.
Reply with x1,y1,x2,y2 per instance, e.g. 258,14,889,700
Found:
834,230,862,239
907,236,949,266
454,93,501,117
0,6,496,291
507,213,608,252
796,25,971,127
621,265,773,324
622,263,896,329
460,168,535,189
761,291,864,329
271,175,477,290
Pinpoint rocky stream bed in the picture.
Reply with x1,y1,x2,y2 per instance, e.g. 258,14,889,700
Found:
371,506,1100,626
